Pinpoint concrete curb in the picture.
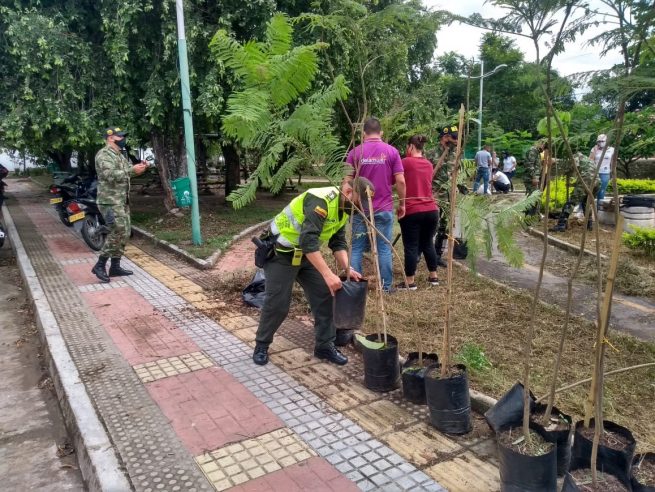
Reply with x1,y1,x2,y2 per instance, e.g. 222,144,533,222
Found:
527,227,609,261
2,204,131,492
131,219,271,270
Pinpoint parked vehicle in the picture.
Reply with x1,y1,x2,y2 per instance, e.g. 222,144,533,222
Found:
49,175,97,227
77,197,107,251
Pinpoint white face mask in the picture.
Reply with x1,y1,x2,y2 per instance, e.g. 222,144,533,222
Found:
597,140,606,149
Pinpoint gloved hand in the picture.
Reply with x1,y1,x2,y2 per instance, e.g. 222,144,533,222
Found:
105,208,115,226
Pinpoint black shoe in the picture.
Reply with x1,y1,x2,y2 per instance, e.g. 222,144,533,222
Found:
109,257,133,276
314,345,348,365
396,282,417,291
253,344,269,366
550,223,567,233
587,220,594,231
92,256,110,283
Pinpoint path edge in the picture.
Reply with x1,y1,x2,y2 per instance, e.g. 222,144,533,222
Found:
131,219,270,270
2,204,132,492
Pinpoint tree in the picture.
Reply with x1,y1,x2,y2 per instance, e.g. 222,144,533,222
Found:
210,13,350,208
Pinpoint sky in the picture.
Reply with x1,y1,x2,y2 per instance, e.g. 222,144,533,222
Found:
425,0,624,78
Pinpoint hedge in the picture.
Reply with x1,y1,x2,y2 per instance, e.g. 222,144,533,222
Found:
541,177,655,210
623,225,655,257
617,179,655,195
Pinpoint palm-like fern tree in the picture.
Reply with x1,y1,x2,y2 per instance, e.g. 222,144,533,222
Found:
210,13,350,208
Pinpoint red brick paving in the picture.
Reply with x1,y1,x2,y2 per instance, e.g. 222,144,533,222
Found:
46,236,96,260
82,287,200,364
213,235,258,275
146,367,284,455
231,457,359,492
63,263,99,286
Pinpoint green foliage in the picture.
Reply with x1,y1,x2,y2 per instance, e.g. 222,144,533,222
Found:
485,130,534,158
211,14,350,208
617,179,655,195
455,342,492,373
537,111,571,138
459,189,541,271
623,226,655,257
541,177,571,210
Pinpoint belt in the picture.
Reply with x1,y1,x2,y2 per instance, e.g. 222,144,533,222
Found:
274,243,296,254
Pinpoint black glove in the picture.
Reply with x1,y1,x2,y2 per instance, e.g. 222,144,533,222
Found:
104,208,116,226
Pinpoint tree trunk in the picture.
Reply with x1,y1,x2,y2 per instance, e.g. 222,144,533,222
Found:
222,143,241,201
150,131,176,211
48,150,72,172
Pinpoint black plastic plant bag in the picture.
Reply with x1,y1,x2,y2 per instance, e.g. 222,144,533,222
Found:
632,453,655,492
333,280,368,330
362,333,400,392
497,422,557,492
425,364,472,435
571,419,636,489
242,269,266,309
485,382,536,433
401,352,439,405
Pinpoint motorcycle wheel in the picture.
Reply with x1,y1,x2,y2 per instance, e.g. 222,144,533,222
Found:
81,214,106,251
0,225,5,249
57,206,73,227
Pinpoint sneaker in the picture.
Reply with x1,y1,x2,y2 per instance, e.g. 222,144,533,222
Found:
314,345,348,365
428,278,440,286
396,282,417,291
252,344,269,366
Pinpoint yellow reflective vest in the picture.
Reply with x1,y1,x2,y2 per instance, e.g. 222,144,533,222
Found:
273,187,348,248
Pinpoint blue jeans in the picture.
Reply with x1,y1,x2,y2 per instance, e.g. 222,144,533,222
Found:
351,211,394,291
473,167,490,194
597,173,611,208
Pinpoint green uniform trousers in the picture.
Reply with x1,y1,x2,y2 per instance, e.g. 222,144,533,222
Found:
99,204,131,258
255,250,335,349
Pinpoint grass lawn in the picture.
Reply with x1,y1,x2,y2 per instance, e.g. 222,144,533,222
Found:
129,192,284,259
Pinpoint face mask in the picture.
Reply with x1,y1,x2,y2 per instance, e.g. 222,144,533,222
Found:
597,141,606,149
115,138,127,149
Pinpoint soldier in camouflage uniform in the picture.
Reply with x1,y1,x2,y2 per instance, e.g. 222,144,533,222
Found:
432,125,460,266
91,127,147,283
551,152,599,232
523,140,547,216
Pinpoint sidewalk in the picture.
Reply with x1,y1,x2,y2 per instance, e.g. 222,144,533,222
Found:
5,179,500,491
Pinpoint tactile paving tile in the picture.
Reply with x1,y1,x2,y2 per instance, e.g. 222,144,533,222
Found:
133,352,214,383
344,399,418,435
196,428,316,491
121,244,454,492
424,451,501,492
8,201,212,491
383,422,462,466
78,281,128,292
59,257,95,264
218,315,258,332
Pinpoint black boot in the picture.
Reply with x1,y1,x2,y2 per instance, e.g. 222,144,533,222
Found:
92,256,110,283
109,257,133,276
550,212,569,233
314,344,348,365
253,344,269,366
587,218,593,231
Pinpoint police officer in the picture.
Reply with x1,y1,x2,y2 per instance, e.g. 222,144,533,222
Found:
433,125,459,267
551,153,599,232
252,177,373,366
91,127,147,283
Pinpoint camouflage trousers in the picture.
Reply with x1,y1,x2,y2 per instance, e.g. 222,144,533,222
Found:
561,182,599,216
99,204,131,258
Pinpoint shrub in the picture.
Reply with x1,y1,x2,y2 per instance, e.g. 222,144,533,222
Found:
541,177,572,210
455,342,492,373
616,179,655,195
623,226,655,257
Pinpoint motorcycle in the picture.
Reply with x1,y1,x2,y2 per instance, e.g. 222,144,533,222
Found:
77,197,107,252
49,174,97,227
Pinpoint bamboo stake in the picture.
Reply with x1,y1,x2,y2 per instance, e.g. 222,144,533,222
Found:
441,104,466,379
366,186,388,344
536,362,655,403
588,214,624,483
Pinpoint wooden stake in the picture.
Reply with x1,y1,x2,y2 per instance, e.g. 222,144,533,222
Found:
441,104,466,379
366,186,388,344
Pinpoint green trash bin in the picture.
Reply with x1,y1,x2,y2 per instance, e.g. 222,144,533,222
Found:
171,177,192,208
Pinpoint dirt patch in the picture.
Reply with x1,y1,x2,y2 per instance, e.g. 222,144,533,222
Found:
545,221,655,299
578,425,633,452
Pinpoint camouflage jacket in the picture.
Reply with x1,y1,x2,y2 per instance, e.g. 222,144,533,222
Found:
95,146,132,206
524,146,541,181
574,153,599,186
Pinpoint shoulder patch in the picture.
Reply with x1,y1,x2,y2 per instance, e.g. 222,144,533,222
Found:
314,206,328,219
326,190,337,201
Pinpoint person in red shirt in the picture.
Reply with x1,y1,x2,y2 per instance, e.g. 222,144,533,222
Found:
397,135,440,290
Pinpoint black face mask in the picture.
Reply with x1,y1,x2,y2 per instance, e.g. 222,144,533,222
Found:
115,138,127,149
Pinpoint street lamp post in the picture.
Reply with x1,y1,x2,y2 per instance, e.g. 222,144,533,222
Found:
467,61,508,150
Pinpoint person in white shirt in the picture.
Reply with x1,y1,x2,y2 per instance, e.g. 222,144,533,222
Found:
491,168,511,193
589,133,615,208
502,151,517,191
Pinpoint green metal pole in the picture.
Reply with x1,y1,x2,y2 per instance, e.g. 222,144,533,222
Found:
175,0,201,245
